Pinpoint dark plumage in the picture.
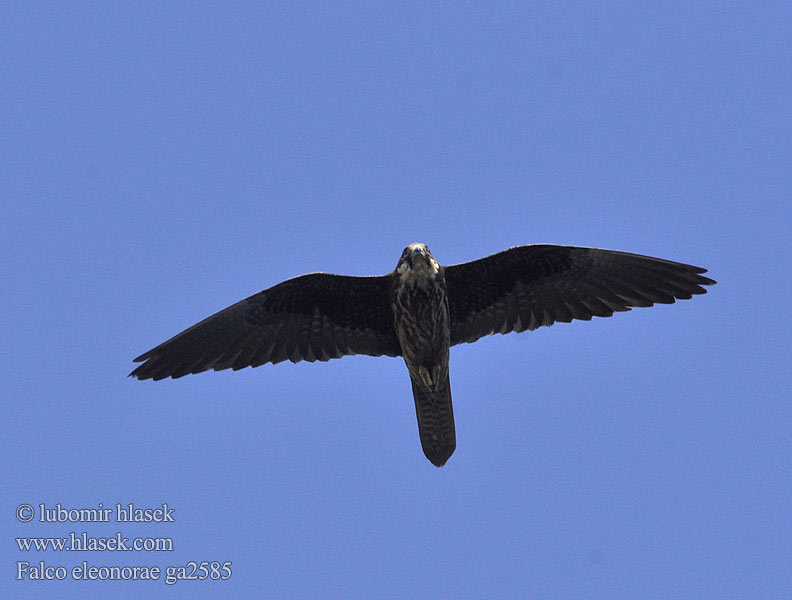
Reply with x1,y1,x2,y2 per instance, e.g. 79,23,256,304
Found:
131,243,715,466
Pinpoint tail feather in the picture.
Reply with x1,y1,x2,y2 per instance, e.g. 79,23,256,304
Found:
410,374,456,466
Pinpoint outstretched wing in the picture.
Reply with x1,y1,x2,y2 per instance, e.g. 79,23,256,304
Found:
131,273,400,380
445,245,715,346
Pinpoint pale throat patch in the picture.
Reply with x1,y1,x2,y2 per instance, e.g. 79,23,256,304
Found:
397,243,440,283
397,256,440,283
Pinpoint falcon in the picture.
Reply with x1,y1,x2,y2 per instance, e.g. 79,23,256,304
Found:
131,243,715,466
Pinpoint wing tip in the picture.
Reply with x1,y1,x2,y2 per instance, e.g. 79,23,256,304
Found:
129,356,178,381
128,363,160,381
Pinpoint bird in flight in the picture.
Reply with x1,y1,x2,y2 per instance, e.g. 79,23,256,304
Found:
131,243,715,467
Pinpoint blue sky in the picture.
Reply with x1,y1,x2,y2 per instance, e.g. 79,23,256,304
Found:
3,2,791,598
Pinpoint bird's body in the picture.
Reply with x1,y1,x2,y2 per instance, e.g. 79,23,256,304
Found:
391,244,455,465
131,243,715,466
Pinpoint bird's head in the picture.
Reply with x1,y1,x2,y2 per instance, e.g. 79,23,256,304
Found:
396,243,440,281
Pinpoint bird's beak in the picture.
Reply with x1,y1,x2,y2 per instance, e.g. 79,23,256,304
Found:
410,248,426,264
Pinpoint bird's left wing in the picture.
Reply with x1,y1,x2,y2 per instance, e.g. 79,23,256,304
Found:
445,245,715,346
131,273,400,380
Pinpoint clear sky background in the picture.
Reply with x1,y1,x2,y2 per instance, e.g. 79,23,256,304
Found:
3,2,791,598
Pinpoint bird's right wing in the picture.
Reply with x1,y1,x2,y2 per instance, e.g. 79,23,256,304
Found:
131,273,400,380
445,245,716,346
